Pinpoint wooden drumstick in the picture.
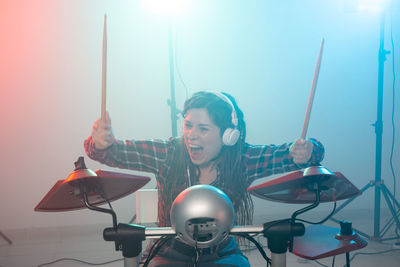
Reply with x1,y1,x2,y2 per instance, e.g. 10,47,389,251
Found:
301,38,324,140
101,14,107,120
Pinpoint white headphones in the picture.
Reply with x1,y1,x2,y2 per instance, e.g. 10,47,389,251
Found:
211,92,240,146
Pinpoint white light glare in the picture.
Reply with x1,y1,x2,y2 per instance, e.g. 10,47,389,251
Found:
141,0,192,17
357,0,390,13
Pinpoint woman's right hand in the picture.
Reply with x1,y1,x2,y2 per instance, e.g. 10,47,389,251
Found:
91,112,115,150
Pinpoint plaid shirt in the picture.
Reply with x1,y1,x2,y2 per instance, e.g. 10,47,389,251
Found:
84,137,324,226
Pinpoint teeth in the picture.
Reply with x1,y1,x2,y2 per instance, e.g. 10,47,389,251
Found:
189,144,201,148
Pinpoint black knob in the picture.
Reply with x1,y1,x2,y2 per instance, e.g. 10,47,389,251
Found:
340,220,353,236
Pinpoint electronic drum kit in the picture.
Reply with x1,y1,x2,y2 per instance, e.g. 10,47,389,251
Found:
35,155,366,267
35,19,367,266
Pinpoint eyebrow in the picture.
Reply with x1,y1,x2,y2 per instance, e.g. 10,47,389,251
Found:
183,120,211,127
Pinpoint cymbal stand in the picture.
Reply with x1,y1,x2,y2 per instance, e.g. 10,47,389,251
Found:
79,181,175,267
80,183,119,250
256,180,325,267
104,223,176,267
329,13,400,241
289,180,322,251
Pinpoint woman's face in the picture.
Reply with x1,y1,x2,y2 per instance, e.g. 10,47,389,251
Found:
183,108,223,168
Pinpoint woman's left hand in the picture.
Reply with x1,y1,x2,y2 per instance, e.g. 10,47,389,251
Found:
289,139,313,164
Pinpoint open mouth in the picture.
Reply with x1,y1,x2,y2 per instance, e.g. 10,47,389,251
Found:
188,144,203,159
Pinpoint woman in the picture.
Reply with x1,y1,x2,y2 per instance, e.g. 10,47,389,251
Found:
85,91,324,266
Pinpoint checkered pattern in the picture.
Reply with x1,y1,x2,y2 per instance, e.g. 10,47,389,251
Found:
84,136,324,226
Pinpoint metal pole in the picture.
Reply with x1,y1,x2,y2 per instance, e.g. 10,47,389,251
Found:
373,13,387,239
124,257,138,267
271,253,286,267
168,21,178,137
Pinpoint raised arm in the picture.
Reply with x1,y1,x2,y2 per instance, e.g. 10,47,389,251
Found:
84,112,172,174
244,138,324,182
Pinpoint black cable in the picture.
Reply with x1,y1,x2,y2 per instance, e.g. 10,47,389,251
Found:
194,241,200,267
332,255,336,267
233,216,333,267
238,234,267,254
106,198,113,210
37,257,122,267
93,186,114,211
389,9,397,201
193,225,199,267
295,201,337,225
143,236,167,266
231,233,271,266
143,236,173,267
142,238,164,266
264,218,291,231
342,248,400,267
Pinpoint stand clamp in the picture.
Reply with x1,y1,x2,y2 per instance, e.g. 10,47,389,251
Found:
104,223,146,258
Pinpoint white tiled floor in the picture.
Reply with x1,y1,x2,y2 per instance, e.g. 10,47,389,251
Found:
1,210,400,267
